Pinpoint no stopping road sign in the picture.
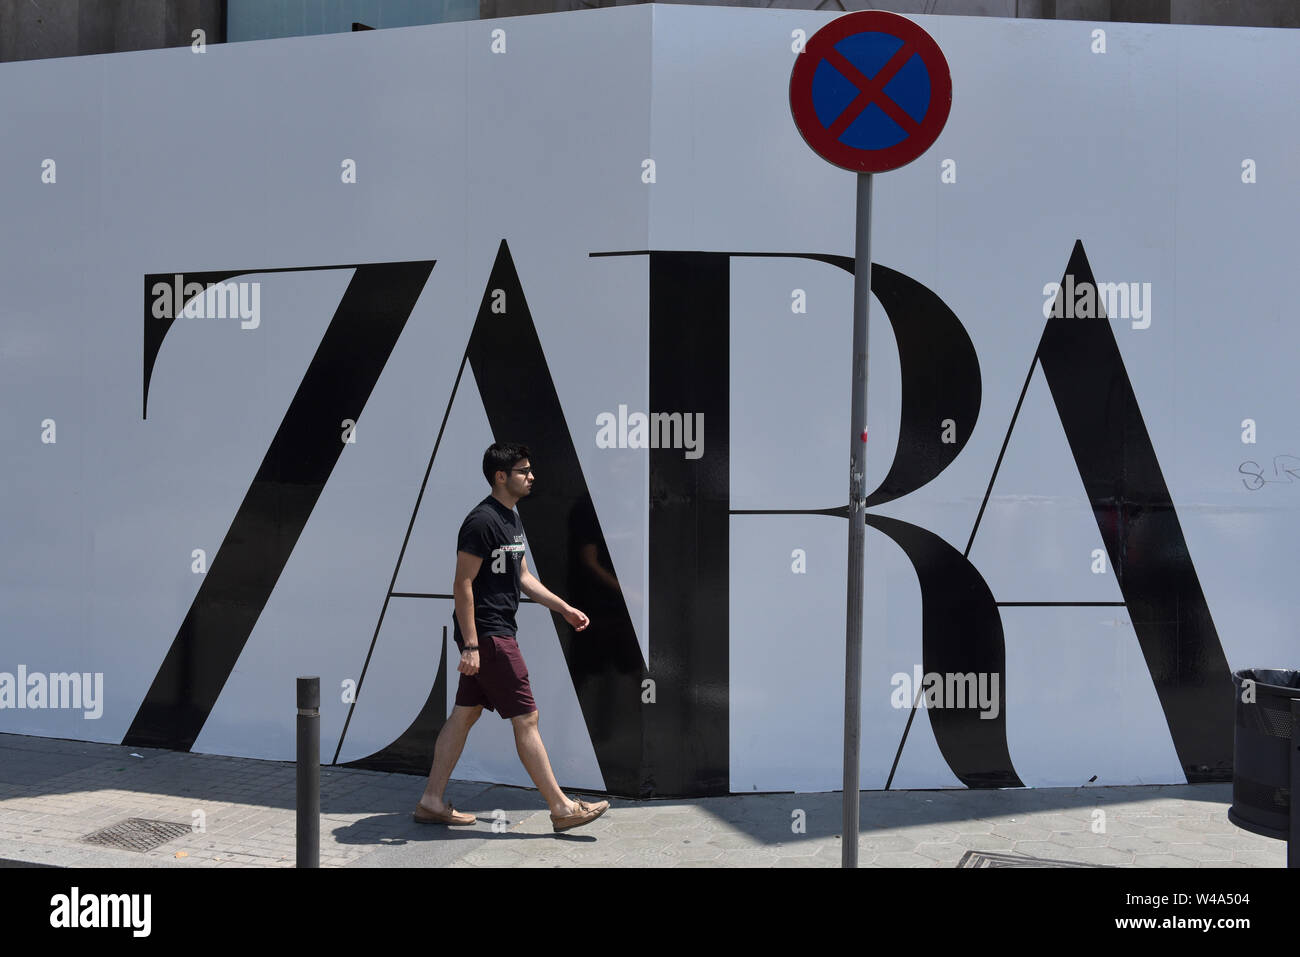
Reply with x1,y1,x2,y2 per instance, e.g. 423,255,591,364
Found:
790,10,952,173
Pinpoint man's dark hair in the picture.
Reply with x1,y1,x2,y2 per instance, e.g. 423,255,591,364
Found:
482,442,531,487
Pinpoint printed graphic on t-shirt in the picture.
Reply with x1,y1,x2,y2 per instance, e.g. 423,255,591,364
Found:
490,539,526,573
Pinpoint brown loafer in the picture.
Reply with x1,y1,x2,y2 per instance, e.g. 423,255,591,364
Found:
550,796,609,833
413,802,476,826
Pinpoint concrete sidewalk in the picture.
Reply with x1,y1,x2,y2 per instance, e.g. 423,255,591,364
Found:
0,733,1285,868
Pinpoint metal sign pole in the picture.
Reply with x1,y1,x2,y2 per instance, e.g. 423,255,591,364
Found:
790,6,949,871
842,171,873,868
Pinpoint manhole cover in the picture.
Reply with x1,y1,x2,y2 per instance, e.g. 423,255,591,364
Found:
82,818,191,852
957,850,1099,868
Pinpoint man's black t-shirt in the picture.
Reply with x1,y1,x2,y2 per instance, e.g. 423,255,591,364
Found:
453,495,526,646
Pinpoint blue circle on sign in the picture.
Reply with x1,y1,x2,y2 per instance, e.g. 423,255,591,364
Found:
811,32,932,150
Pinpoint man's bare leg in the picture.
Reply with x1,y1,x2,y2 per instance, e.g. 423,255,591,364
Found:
511,710,578,816
419,704,482,812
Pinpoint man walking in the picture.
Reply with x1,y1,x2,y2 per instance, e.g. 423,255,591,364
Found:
415,442,609,833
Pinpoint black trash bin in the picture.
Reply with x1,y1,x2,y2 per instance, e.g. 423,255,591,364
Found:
1228,669,1300,842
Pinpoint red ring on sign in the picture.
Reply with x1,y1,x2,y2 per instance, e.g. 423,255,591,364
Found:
790,10,952,174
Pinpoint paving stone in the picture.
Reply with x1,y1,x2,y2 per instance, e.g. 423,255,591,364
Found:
945,819,997,835
1097,834,1168,855
1162,843,1233,862
872,851,934,867
948,833,1017,851
1196,860,1253,868
868,807,936,829
615,836,675,854
1165,817,1239,835
1144,826,1207,844
1203,833,1270,850
617,849,682,867
644,806,700,820
1061,845,1137,866
856,834,923,854
913,841,968,864
1011,841,1086,863
1031,812,1096,833
726,811,793,832
765,838,823,858
225,852,275,865
1154,801,1219,818
896,825,960,843
989,823,1053,842
666,843,725,862
604,823,673,841
703,830,769,850
1122,816,1169,829
462,847,526,867
656,826,717,845
553,843,628,866
772,854,833,867
1231,849,1284,867
715,848,780,867
880,806,952,827
1080,820,1153,838
1047,829,1109,848
648,815,723,835
1131,853,1201,867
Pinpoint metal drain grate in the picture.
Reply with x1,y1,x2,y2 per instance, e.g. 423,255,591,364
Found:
82,818,191,852
958,850,1099,868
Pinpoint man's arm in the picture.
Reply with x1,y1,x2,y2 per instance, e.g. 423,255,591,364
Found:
454,550,483,673
520,556,590,631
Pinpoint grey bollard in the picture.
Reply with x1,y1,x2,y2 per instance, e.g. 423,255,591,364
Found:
297,676,320,868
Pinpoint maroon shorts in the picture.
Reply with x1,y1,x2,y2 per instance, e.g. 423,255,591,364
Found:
454,634,537,719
